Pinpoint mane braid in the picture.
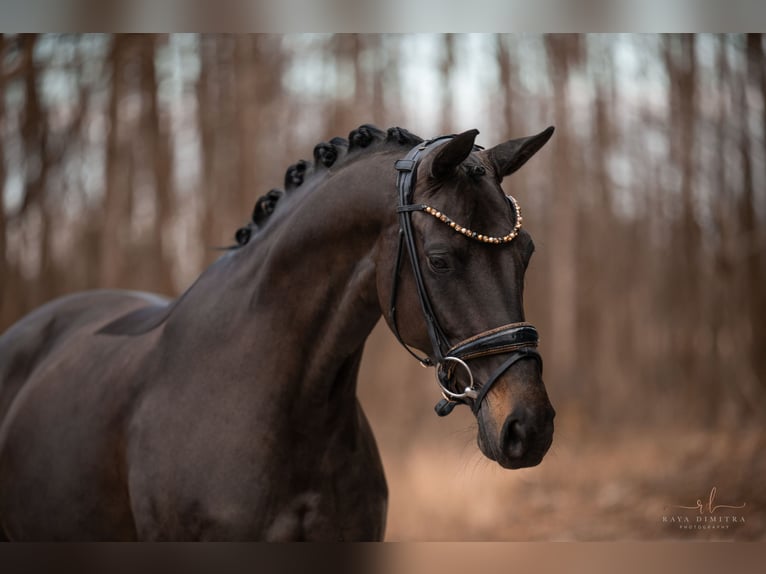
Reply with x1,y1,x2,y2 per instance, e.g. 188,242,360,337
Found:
231,124,424,248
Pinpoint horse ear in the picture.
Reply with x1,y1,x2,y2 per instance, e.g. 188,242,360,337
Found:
430,129,480,179
485,126,555,181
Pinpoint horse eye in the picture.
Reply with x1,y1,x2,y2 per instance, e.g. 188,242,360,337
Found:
428,254,451,273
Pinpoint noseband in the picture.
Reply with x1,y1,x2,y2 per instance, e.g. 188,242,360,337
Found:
389,136,543,417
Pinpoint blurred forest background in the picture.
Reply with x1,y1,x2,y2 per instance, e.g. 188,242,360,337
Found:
0,34,764,540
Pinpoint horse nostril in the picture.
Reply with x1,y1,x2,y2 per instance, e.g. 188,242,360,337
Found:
502,418,527,459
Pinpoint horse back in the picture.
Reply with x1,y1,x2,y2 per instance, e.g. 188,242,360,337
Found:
0,290,169,424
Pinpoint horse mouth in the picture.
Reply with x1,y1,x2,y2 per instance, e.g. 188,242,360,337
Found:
477,416,554,469
494,442,551,469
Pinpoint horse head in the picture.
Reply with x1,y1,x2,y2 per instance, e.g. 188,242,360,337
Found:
377,127,556,469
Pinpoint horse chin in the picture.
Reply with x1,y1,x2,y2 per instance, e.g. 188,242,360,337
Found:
495,448,548,470
477,426,549,469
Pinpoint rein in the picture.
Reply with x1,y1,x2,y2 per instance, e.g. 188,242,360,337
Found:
389,136,543,417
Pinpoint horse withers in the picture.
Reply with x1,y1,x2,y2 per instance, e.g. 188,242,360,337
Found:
0,124,555,540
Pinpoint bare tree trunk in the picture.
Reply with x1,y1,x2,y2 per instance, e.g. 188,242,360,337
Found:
99,35,129,288
367,35,386,125
234,35,256,218
663,34,703,412
679,36,700,268
583,81,615,420
744,34,766,398
544,35,581,399
140,34,175,295
351,34,366,123
0,34,7,324
496,35,516,138
328,34,363,134
19,34,57,306
708,34,731,422
197,35,240,258
216,37,241,241
440,34,456,133
678,35,702,410
18,35,43,216
197,35,217,259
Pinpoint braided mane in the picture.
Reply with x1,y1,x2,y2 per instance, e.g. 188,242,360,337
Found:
232,125,423,247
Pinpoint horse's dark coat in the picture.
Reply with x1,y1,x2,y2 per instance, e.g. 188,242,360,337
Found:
0,125,554,540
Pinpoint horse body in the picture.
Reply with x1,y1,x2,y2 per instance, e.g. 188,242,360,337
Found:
0,125,555,540
0,291,166,539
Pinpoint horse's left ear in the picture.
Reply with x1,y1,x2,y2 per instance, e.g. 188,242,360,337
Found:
483,126,555,181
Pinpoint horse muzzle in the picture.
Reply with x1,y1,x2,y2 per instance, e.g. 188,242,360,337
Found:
492,402,555,469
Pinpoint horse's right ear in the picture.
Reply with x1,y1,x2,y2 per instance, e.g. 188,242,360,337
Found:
430,129,480,179
484,126,555,182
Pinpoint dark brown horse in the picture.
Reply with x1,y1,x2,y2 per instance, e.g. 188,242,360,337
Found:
0,124,555,540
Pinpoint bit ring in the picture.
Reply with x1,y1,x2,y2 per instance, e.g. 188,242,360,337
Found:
436,356,478,400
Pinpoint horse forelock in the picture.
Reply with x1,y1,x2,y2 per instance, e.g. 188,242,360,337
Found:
232,125,424,248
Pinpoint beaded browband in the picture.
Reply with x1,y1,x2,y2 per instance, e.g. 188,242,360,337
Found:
419,194,523,244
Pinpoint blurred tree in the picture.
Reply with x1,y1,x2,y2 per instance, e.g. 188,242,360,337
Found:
708,34,732,421
0,34,6,326
367,35,386,124
0,33,764,428
100,34,130,288
544,34,583,401
496,35,517,139
663,34,706,410
330,34,363,133
139,34,175,295
196,34,219,256
580,39,617,420
440,34,456,134
19,34,61,309
745,34,766,394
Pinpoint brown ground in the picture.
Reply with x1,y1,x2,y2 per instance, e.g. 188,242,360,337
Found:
356,324,765,541
374,422,765,541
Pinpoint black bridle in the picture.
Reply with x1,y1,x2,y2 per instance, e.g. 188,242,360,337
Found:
389,136,543,417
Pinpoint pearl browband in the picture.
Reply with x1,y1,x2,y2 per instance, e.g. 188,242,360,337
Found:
418,194,523,244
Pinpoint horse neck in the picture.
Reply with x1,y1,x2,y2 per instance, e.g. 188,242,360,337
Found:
163,150,398,411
